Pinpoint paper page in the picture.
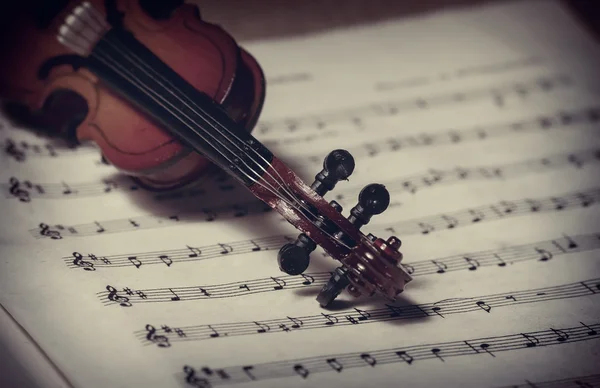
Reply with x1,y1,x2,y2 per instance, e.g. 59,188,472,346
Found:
1,0,599,387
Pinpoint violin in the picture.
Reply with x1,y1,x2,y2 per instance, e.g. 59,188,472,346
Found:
0,0,412,307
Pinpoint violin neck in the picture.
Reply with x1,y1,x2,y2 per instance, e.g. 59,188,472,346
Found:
86,28,273,187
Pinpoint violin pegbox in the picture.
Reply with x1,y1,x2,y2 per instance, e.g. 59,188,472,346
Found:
277,149,413,307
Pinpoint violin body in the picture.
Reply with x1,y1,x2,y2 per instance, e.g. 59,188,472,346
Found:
0,0,412,307
0,0,264,190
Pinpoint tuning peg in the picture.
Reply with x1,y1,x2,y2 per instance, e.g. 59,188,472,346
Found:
316,266,350,307
278,199,344,275
347,183,390,230
277,233,316,275
311,149,355,196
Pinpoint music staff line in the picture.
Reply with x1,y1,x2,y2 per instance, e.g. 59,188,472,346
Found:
374,56,544,91
5,102,599,164
7,145,600,202
265,103,600,150
67,222,598,272
497,373,600,388
97,232,600,306
256,73,571,135
178,321,600,386
2,137,96,162
137,278,600,347
33,185,600,240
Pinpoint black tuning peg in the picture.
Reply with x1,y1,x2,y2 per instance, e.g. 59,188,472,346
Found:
311,149,355,196
278,200,343,275
316,266,350,307
347,183,390,230
277,233,316,275
277,149,353,276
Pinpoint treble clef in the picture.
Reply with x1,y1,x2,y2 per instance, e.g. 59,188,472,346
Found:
8,177,30,202
106,285,132,307
72,252,95,271
145,324,170,348
183,366,211,388
39,223,61,239
4,139,25,162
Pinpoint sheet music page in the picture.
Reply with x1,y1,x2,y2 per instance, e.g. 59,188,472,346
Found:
1,0,599,387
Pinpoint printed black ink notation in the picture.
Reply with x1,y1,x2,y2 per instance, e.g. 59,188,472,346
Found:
374,56,543,91
138,278,600,346
97,233,600,305
2,137,95,161
178,321,599,386
256,74,570,135
266,72,312,86
379,187,600,237
498,373,600,388
265,104,600,153
98,273,326,307
3,177,141,199
69,227,599,273
31,200,272,239
336,148,600,197
30,186,600,240
65,235,292,271
13,147,600,202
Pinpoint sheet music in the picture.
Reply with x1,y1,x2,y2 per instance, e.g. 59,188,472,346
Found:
1,0,600,387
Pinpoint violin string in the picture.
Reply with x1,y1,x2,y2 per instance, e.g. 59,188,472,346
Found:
76,4,354,250
77,4,328,228
83,4,303,209
82,4,307,210
58,8,291,203
56,12,354,250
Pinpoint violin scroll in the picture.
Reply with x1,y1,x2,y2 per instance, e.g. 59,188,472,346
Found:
277,150,412,306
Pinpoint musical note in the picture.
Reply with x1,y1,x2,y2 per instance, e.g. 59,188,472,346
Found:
94,221,105,233
432,260,447,274
522,333,540,347
177,322,600,385
61,181,75,195
29,184,600,240
293,365,309,379
580,322,597,336
550,328,569,342
321,313,339,326
442,215,459,229
136,278,600,344
479,343,495,357
288,317,303,329
270,277,286,290
169,288,181,301
476,301,491,313
208,325,222,338
254,322,270,333
396,351,414,365
128,257,142,268
160,255,172,267
535,248,553,262
418,222,435,234
218,243,233,254
186,245,201,257
464,257,480,270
